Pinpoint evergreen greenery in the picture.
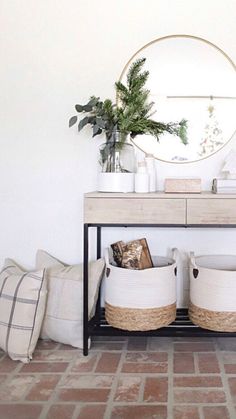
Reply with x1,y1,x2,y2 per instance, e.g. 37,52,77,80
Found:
69,58,188,144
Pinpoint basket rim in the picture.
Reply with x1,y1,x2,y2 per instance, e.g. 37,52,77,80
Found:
190,254,236,273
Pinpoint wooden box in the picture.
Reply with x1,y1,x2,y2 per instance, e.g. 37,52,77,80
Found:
164,178,201,194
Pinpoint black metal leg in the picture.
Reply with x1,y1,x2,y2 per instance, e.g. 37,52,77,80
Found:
94,227,102,324
83,224,89,356
97,226,101,259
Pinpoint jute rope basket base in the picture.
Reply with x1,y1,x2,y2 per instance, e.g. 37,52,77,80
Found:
189,301,236,332
105,302,176,331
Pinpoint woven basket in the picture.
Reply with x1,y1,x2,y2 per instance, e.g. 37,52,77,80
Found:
189,252,236,332
104,248,177,331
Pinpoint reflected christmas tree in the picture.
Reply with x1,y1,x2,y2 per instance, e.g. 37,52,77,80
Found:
198,104,224,157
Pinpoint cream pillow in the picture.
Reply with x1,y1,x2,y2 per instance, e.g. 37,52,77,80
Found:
0,259,47,363
36,250,105,348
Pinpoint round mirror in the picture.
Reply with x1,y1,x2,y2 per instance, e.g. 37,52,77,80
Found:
120,35,236,163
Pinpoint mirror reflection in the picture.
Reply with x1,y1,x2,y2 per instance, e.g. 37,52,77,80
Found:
120,35,236,163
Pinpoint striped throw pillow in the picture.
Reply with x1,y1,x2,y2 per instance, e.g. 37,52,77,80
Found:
36,249,105,348
0,259,47,363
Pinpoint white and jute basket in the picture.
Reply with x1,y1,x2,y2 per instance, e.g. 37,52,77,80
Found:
189,252,236,332
104,248,177,331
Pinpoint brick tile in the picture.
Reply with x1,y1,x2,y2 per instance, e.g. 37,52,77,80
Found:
174,353,194,373
91,342,125,351
143,377,168,402
0,404,43,419
174,376,222,387
174,389,226,403
174,337,214,342
0,375,35,401
62,374,114,388
114,376,141,402
173,406,200,419
0,357,18,373
217,338,236,351
174,342,215,352
122,362,167,373
228,377,236,402
33,350,77,362
95,353,121,373
57,388,110,402
222,352,236,373
77,404,106,419
202,406,230,419
71,354,98,372
125,352,167,362
222,352,236,363
224,364,236,374
57,343,77,350
46,404,75,419
148,337,173,351
127,337,147,351
111,405,167,418
36,339,59,350
20,362,68,373
197,353,220,373
0,375,7,385
26,375,61,401
93,336,128,341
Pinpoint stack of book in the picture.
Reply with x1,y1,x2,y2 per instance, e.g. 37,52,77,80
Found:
212,178,236,194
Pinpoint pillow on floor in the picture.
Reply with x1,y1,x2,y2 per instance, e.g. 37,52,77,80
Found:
0,259,47,363
36,250,105,348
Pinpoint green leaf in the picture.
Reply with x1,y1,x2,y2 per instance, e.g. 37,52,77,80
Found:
92,125,102,137
75,104,84,112
78,116,89,131
87,116,96,125
96,117,106,129
83,104,93,112
69,115,78,127
87,97,99,107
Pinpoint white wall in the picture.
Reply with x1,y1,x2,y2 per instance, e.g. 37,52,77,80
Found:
1,0,236,304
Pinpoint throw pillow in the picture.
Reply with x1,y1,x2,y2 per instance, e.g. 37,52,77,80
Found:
36,250,105,348
0,259,47,363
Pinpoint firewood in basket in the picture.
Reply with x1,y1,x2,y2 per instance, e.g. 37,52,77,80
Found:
139,238,153,269
121,240,143,270
111,241,125,267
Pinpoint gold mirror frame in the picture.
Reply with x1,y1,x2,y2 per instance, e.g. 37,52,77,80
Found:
119,34,236,164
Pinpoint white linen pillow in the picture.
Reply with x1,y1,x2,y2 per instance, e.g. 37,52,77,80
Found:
36,250,105,348
0,259,47,363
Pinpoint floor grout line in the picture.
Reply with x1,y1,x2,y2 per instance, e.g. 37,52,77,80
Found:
214,339,235,419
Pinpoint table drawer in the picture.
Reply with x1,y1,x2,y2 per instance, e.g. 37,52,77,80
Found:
187,199,236,224
84,198,186,224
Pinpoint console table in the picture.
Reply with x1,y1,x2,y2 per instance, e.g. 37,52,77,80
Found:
83,191,236,355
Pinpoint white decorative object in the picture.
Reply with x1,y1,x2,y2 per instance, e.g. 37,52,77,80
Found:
145,153,156,192
212,178,236,194
98,172,134,193
221,150,236,179
134,161,149,193
36,250,105,348
164,177,201,193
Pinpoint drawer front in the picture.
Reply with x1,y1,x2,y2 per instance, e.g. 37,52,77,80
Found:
84,198,186,224
187,199,236,224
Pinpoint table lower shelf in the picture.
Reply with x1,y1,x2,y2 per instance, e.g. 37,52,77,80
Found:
89,308,236,338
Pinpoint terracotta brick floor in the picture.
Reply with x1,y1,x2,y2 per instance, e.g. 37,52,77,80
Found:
1,336,236,418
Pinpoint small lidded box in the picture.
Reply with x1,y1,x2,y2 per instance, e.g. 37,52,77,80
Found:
164,178,201,193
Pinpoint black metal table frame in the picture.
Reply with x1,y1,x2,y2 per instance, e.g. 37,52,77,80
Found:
83,223,236,356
